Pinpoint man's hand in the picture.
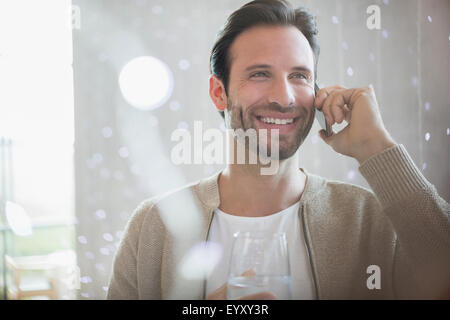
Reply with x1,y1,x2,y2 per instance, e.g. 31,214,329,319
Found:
206,269,276,300
314,85,396,164
206,282,277,300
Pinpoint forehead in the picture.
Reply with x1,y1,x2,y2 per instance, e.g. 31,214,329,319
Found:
229,25,314,72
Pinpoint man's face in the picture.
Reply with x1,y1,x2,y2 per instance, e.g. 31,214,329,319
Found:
225,25,316,160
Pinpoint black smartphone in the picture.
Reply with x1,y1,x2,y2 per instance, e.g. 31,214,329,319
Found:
314,83,332,137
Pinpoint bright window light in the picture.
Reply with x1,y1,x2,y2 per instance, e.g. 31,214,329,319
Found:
0,0,74,223
5,201,32,237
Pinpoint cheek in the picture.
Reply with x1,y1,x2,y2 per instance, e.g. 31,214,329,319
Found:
233,84,262,108
227,87,259,123
295,86,315,109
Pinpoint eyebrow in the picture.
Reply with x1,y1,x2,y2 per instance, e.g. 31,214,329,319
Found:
244,64,312,74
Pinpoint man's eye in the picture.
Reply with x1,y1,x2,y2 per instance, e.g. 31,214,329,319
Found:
250,72,268,78
291,73,307,80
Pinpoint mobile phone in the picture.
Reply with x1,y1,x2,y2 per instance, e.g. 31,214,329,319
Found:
314,83,332,137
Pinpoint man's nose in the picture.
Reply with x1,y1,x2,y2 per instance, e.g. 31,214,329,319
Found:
267,78,295,108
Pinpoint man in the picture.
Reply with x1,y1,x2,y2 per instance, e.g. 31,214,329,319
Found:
107,0,449,299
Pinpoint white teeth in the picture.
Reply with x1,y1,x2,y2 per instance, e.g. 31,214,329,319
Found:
260,117,294,125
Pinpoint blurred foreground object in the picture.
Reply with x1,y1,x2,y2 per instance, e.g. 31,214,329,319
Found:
5,250,78,300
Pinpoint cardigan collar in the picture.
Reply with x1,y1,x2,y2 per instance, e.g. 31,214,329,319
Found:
197,167,326,211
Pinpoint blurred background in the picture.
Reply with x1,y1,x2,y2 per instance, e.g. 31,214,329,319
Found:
0,0,448,299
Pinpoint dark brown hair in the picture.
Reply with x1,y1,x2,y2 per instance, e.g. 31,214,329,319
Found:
209,0,320,118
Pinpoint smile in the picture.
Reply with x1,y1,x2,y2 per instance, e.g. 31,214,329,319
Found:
255,115,300,134
259,117,295,125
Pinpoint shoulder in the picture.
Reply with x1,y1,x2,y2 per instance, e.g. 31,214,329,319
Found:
326,179,376,199
308,172,381,209
128,180,201,226
306,173,391,235
126,171,219,237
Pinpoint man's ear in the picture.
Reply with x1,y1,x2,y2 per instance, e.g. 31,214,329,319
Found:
209,75,227,112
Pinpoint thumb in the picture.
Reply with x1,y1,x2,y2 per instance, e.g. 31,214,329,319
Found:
206,283,227,300
206,268,256,300
319,129,335,146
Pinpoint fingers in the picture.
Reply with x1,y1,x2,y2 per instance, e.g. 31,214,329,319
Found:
207,283,278,300
315,86,351,126
329,95,346,124
241,268,256,277
206,268,256,300
321,91,345,125
314,85,346,109
206,283,227,300
206,283,277,300
238,291,277,300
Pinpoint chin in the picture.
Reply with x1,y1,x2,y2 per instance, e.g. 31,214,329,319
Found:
257,139,300,161
277,145,300,160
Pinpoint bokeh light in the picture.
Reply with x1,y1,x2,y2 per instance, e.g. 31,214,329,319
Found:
180,241,223,280
118,56,173,110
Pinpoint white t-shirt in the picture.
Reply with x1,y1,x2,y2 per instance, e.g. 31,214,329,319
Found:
206,202,315,299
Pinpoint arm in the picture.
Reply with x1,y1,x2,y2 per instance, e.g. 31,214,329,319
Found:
314,85,450,299
106,201,149,300
359,144,450,299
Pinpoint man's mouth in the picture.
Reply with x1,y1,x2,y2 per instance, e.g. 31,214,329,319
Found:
254,114,300,134
259,117,295,125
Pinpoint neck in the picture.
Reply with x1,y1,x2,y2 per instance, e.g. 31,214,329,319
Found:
218,132,307,217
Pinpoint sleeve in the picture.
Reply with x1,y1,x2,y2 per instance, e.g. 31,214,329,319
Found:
106,201,151,300
359,144,450,299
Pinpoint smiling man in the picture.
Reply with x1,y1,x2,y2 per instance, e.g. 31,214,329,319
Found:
107,0,450,300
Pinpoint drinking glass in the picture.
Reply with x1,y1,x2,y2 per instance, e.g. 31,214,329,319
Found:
226,231,292,300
